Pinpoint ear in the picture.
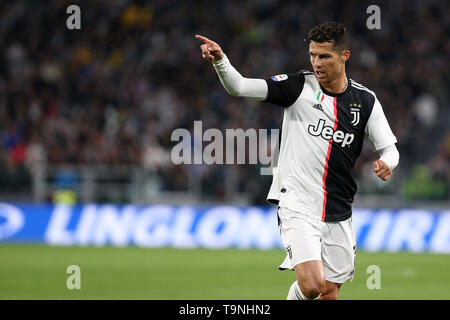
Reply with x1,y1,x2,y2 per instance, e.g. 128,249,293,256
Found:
341,50,351,62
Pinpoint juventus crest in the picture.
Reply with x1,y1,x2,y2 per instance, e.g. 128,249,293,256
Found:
350,108,360,126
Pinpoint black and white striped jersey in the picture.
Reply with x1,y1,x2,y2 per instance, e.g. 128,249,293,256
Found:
264,71,397,222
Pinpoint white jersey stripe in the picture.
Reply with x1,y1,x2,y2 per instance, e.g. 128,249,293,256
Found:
350,84,374,96
350,81,375,95
350,81,367,89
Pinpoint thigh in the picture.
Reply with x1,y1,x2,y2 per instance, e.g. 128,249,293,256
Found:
321,217,356,284
278,207,323,270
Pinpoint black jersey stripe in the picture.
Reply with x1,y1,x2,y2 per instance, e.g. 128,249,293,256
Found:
323,89,367,221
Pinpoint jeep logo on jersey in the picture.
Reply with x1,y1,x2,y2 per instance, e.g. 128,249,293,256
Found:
308,119,355,147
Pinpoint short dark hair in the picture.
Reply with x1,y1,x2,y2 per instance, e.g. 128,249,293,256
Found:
307,22,349,52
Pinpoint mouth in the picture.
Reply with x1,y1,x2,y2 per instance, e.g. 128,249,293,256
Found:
315,70,326,79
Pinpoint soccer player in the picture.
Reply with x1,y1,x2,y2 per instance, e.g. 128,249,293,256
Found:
195,21,399,300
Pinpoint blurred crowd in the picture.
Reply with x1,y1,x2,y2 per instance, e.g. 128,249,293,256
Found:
0,0,449,203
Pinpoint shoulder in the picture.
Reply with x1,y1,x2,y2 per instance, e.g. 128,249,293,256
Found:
300,70,315,76
349,78,379,108
268,70,306,83
300,70,316,83
264,71,307,107
349,79,376,99
265,71,306,89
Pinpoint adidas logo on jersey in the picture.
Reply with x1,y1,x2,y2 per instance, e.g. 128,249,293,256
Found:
312,103,323,111
308,119,355,147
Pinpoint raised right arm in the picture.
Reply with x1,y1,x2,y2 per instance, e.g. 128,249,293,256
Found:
212,54,268,100
195,34,268,101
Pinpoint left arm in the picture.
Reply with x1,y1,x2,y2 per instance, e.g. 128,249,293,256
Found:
365,97,399,181
373,144,399,181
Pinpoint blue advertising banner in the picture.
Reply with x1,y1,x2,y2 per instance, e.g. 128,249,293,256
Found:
0,203,449,253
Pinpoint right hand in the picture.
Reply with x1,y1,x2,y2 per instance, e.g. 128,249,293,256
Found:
195,34,224,63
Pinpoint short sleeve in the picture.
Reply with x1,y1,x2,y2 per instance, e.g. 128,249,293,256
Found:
263,72,305,108
365,97,397,151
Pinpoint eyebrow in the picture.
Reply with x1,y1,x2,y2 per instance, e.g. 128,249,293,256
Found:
309,52,332,56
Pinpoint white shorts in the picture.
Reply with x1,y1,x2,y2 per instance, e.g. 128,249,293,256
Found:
277,206,356,284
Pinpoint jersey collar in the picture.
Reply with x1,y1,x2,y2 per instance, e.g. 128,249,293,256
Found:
319,77,351,97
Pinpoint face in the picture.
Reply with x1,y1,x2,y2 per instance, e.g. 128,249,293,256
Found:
309,41,349,84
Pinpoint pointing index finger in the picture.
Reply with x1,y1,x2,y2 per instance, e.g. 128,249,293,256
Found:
195,34,214,45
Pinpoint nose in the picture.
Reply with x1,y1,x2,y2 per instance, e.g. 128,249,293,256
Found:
313,57,321,68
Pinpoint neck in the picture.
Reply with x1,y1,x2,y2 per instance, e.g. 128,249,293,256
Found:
321,72,348,94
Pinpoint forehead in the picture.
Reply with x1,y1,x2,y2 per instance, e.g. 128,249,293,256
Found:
309,41,336,54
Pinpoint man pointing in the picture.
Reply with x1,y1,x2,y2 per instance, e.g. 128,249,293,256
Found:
195,22,399,300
